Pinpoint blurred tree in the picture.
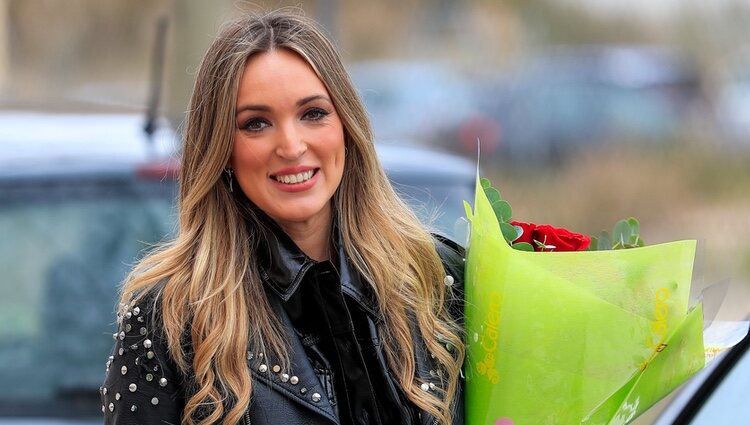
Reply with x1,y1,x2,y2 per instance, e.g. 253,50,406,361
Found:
166,0,233,127
7,0,170,107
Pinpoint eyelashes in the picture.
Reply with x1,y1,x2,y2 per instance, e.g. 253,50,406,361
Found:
302,107,330,121
241,118,270,132
239,107,331,133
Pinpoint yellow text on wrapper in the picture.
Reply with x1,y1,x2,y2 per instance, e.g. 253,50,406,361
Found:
640,286,671,371
476,290,502,384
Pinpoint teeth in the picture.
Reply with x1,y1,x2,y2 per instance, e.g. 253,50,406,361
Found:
275,170,314,184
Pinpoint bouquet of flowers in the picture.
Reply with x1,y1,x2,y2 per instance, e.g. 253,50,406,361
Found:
463,177,706,425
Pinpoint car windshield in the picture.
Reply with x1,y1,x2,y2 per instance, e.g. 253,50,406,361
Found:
0,176,176,417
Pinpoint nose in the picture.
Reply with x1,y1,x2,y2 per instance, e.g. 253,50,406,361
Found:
274,123,307,160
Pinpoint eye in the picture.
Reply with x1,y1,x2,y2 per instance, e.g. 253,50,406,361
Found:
302,107,330,121
240,117,270,132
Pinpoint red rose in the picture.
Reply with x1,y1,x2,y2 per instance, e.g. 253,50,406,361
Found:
511,220,591,252
510,220,536,245
534,224,591,251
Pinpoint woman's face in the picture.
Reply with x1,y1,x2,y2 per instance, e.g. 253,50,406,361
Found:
231,49,345,231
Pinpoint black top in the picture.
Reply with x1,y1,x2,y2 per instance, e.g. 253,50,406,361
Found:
255,212,411,425
284,260,407,425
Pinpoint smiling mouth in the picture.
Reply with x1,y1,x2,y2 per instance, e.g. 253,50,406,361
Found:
272,169,317,185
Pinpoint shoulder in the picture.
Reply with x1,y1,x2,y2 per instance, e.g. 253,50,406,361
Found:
120,287,168,342
432,234,465,283
101,287,184,424
432,234,465,322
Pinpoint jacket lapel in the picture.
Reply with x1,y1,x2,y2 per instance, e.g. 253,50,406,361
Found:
248,291,339,424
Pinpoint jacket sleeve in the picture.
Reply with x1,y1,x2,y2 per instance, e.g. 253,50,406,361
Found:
432,234,466,425
101,292,184,425
433,234,465,326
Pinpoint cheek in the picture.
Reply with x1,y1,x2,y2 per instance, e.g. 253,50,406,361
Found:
327,137,346,181
230,140,273,204
231,138,268,170
327,126,346,170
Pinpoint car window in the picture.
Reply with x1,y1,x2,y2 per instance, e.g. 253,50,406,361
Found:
392,181,473,241
0,177,176,417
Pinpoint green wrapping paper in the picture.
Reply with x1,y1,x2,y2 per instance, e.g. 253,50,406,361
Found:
464,177,705,425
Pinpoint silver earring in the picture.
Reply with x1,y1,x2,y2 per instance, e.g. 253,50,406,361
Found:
225,168,234,193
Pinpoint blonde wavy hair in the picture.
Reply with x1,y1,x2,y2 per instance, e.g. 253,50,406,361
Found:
120,9,464,425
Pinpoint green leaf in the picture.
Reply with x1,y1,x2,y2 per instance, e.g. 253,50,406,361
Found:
613,220,631,246
484,186,501,205
592,217,645,251
512,242,534,251
627,217,640,235
597,231,612,250
492,200,513,222
513,225,524,240
500,222,518,243
480,178,492,190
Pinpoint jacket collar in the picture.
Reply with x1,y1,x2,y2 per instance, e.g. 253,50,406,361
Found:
254,213,379,317
255,214,315,302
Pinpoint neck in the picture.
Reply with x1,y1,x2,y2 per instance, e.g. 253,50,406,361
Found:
275,211,333,262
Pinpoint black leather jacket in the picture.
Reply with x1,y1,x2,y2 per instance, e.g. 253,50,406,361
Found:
101,226,464,425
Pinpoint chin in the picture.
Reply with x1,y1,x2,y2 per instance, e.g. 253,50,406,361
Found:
266,204,331,226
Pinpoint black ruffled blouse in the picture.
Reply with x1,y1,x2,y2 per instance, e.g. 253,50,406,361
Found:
283,259,409,425
257,216,412,424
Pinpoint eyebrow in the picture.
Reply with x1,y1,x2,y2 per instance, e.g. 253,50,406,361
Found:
235,94,331,116
296,94,330,107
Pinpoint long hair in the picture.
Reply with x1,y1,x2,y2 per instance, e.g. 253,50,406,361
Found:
120,9,464,425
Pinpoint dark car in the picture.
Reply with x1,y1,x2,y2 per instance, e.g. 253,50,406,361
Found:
476,45,704,162
348,61,501,154
0,112,474,423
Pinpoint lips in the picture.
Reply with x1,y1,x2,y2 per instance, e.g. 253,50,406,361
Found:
271,168,318,185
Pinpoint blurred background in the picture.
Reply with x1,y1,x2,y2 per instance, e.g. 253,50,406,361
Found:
1,0,749,422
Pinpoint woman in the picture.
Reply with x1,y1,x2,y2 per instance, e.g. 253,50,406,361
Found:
102,10,465,425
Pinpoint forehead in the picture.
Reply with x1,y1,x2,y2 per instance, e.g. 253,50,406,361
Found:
237,48,328,100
